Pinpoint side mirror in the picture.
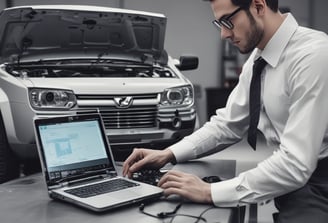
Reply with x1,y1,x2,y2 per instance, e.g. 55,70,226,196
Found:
175,55,199,71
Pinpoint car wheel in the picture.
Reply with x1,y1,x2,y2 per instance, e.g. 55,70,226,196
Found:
0,113,20,183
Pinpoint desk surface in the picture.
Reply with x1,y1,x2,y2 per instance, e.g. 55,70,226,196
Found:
0,159,240,223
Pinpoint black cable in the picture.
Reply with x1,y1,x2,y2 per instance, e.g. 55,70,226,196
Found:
193,206,218,223
195,205,243,223
140,200,242,223
139,202,182,219
169,213,207,223
139,202,207,222
139,202,219,223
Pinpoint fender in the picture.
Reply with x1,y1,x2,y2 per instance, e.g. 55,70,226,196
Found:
0,89,19,144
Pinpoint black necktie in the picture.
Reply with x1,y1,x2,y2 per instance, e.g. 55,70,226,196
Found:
247,57,267,150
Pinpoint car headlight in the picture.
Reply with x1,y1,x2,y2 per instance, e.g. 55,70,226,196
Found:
29,88,77,110
160,85,194,106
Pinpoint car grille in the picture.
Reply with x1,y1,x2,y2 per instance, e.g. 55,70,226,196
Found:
99,106,157,129
76,94,158,129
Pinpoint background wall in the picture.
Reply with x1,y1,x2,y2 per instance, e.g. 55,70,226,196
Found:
313,0,328,33
0,0,327,125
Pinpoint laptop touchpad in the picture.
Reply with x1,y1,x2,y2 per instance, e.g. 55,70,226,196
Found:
111,190,140,200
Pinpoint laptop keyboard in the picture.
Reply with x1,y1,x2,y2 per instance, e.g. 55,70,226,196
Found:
65,178,140,198
132,169,167,186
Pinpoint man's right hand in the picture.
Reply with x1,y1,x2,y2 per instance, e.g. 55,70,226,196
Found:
122,148,175,178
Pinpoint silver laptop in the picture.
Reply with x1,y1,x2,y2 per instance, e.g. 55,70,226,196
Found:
34,113,163,212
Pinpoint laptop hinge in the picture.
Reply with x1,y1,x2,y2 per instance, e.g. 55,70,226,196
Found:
49,171,118,189
65,175,106,187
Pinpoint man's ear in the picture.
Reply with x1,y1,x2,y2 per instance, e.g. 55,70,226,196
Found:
253,0,266,15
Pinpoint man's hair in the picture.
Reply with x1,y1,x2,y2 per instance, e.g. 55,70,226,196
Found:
204,0,279,12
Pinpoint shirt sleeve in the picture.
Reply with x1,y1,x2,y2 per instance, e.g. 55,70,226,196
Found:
168,57,256,206
170,42,328,206
170,57,254,163
226,46,328,206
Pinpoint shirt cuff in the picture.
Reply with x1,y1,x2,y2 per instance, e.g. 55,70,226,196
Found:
211,175,251,207
169,139,197,163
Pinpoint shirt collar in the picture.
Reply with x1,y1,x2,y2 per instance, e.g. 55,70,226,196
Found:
257,13,299,68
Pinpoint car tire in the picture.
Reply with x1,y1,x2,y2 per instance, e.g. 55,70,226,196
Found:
0,112,20,183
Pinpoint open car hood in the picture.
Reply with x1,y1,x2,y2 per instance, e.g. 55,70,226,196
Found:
0,5,168,65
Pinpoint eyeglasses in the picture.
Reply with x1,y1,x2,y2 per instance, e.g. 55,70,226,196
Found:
212,7,243,30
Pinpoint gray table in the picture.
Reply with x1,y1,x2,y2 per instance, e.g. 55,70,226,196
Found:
0,159,244,223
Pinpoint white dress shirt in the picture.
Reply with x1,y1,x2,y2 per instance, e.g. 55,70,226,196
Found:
169,13,328,206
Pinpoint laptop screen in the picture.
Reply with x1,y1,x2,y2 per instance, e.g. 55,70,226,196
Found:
35,114,114,183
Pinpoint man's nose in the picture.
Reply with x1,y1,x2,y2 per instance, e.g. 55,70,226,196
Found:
220,26,233,40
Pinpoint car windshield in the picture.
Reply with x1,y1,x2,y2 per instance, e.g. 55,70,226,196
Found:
5,60,177,78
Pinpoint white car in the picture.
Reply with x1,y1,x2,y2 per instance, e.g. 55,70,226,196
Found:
0,5,198,182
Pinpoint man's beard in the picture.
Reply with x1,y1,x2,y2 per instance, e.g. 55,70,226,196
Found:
239,10,264,54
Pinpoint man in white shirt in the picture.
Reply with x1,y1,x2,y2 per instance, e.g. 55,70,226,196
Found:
123,0,328,222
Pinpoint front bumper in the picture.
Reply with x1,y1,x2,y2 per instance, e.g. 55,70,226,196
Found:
8,102,196,159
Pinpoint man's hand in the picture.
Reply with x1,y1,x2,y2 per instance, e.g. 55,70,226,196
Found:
122,148,175,178
158,170,213,204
